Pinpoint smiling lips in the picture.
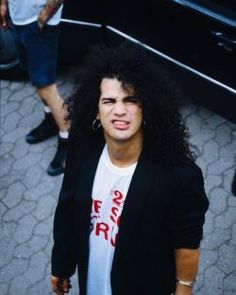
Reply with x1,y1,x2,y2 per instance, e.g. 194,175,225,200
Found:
112,120,130,130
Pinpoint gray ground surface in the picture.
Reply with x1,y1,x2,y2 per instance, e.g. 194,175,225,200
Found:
1,69,236,295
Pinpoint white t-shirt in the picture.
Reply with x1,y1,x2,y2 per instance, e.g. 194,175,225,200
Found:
8,0,63,25
87,145,137,295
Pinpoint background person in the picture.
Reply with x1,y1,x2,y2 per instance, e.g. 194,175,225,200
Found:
0,0,69,176
51,42,209,295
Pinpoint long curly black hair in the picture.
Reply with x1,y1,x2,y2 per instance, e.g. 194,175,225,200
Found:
68,41,196,165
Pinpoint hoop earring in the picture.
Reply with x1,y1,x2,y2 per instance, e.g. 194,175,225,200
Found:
92,119,101,131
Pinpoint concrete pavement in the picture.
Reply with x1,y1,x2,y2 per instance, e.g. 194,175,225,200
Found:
0,68,236,295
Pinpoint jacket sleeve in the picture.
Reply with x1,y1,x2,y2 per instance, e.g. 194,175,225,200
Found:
167,165,209,249
51,138,80,278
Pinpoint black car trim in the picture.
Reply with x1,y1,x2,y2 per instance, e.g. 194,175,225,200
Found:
61,18,101,28
171,0,236,28
107,25,236,95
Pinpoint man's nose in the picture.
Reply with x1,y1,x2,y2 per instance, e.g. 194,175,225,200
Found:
114,102,126,115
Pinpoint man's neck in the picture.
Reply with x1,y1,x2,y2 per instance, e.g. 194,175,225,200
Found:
106,139,143,168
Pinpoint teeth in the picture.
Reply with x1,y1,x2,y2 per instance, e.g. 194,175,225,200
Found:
113,120,127,125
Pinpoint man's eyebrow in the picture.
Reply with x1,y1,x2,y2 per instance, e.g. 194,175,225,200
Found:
124,95,139,101
125,95,138,99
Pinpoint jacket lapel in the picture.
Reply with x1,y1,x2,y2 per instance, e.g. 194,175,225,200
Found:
76,138,105,223
112,148,160,264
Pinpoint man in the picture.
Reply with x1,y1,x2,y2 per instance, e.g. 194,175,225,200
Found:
0,0,68,176
51,43,209,295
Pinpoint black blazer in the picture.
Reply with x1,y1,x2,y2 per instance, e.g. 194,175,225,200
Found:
52,136,209,295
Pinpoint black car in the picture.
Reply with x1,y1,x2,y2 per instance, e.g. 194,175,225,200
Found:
1,0,235,123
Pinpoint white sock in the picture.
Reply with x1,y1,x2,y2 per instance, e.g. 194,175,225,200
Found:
59,131,69,139
44,106,51,113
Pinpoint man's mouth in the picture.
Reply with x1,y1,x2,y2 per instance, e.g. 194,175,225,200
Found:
112,120,129,130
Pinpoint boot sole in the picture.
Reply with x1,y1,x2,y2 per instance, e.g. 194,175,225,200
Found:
25,133,57,144
47,166,64,176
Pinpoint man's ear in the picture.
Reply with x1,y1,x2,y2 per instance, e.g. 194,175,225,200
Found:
96,113,100,120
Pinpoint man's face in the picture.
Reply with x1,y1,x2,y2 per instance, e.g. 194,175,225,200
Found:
97,78,143,146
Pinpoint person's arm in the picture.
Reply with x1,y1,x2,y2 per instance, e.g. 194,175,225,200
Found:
37,0,63,30
174,248,199,295
0,0,8,27
167,165,209,295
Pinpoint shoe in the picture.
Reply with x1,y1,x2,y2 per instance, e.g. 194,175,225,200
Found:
47,137,68,176
25,112,58,144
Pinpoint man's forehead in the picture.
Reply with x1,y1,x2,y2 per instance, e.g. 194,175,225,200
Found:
100,77,135,95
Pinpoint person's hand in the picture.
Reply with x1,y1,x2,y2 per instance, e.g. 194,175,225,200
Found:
0,1,8,28
37,9,47,31
51,275,71,295
37,0,64,31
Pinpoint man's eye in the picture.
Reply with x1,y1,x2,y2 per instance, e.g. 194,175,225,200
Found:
125,96,140,104
103,100,113,104
127,99,139,104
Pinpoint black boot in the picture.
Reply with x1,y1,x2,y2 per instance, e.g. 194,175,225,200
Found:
47,137,68,176
25,112,58,144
